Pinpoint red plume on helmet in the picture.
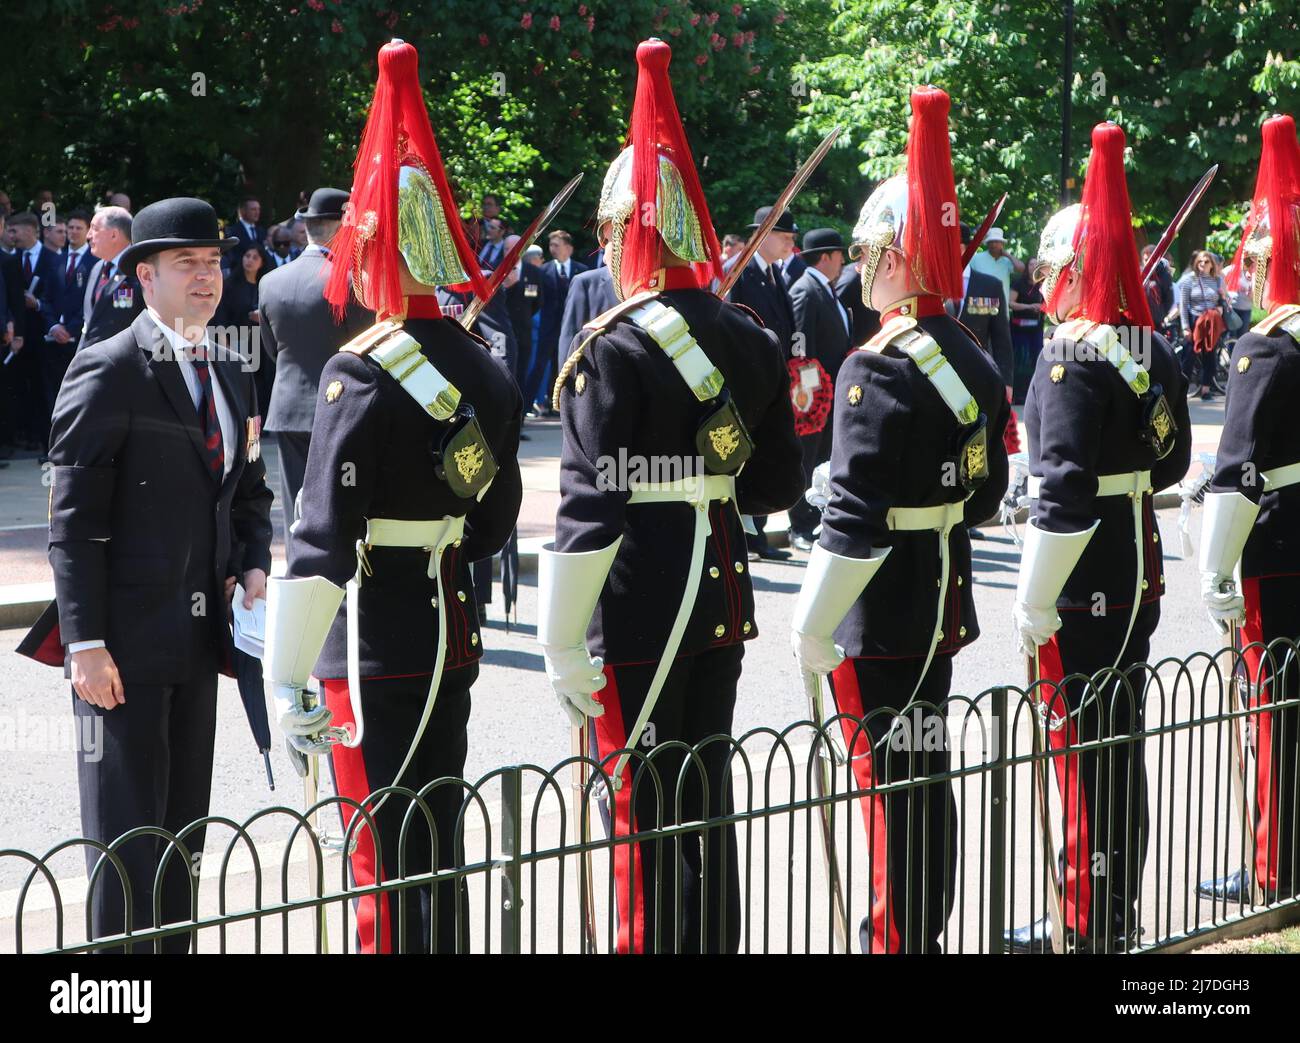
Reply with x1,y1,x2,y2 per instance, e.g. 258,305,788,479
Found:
621,39,723,297
903,86,963,301
324,40,489,321
1072,122,1153,328
1229,114,1300,307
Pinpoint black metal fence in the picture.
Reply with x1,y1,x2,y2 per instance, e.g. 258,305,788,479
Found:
3,640,1299,954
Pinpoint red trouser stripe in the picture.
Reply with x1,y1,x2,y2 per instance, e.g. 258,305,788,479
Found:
829,660,900,954
1241,577,1281,889
323,679,392,955
592,666,646,954
1038,637,1092,934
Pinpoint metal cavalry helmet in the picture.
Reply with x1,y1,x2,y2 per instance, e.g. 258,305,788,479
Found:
1034,121,1152,328
849,85,964,307
324,39,489,321
596,38,723,301
1229,113,1300,310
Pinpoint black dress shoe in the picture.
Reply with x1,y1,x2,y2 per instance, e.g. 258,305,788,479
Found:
968,527,986,540
756,545,792,561
1195,866,1277,903
1004,915,1054,954
789,533,814,553
1005,915,1142,953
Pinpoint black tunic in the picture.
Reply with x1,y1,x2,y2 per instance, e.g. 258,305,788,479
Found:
555,286,803,664
1026,324,1191,611
819,309,1010,660
288,310,523,680
1211,318,1300,579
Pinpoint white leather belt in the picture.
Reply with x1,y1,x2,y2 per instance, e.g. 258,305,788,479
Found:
343,514,466,814
1027,469,1152,500
364,515,465,552
627,473,736,506
1262,461,1300,492
886,500,965,531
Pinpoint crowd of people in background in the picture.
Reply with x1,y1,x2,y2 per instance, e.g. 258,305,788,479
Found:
0,180,1251,480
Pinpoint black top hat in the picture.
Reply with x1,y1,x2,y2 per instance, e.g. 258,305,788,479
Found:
118,197,239,272
746,205,798,234
799,227,846,259
296,187,349,221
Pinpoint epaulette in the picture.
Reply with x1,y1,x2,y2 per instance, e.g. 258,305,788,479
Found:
1052,318,1154,398
581,289,661,334
859,312,918,353
338,319,461,421
1251,303,1300,336
859,313,978,425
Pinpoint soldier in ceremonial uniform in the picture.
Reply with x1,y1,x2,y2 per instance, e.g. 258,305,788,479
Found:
1007,122,1191,952
261,40,523,954
1197,114,1300,905
790,86,1010,954
539,38,803,954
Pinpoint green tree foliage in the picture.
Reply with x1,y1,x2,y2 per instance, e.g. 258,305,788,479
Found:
794,0,1300,269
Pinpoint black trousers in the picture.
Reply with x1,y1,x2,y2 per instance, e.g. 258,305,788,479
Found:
787,412,833,538
1037,601,1156,947
829,653,957,953
1241,574,1300,896
323,665,475,953
72,674,219,953
593,643,744,953
273,430,310,550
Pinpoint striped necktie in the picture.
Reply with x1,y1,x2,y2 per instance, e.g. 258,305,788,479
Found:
191,346,225,480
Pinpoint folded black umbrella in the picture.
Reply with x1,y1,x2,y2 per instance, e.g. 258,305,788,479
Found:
500,527,520,631
234,647,275,791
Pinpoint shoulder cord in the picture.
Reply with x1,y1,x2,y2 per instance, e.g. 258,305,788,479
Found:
551,329,602,412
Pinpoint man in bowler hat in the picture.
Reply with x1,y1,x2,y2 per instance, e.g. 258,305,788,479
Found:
35,197,274,951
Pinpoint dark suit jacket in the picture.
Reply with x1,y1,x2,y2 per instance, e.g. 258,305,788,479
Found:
834,268,881,348
258,247,374,433
76,261,143,352
537,258,589,355
956,269,1014,387
55,247,96,342
781,252,807,289
228,219,266,254
789,268,852,382
47,311,274,683
723,255,796,358
17,244,64,343
559,265,618,361
0,252,23,333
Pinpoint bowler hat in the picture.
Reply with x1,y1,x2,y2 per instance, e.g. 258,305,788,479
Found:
118,197,239,272
799,227,846,259
296,187,349,221
746,205,798,234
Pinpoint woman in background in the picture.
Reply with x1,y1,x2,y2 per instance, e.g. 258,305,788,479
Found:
1177,249,1227,400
